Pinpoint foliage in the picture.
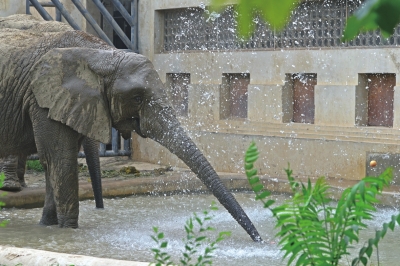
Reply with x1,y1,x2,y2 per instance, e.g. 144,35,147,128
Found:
211,0,400,40
0,172,8,227
26,160,44,172
150,202,231,266
211,0,298,37
343,0,400,40
245,141,400,266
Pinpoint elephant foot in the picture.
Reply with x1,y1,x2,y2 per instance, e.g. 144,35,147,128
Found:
39,213,58,226
0,179,22,191
57,215,78,228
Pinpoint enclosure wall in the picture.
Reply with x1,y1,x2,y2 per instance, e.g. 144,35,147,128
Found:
133,0,400,181
0,0,25,16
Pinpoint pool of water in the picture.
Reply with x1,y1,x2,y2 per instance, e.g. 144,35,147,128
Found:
0,192,399,265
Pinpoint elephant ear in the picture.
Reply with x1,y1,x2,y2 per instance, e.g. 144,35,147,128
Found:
30,48,112,144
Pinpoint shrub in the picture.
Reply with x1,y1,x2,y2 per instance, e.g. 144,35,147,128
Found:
151,202,230,266
0,172,8,227
26,159,44,172
245,141,400,266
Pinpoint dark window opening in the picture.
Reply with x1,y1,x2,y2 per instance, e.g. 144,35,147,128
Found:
221,73,249,119
367,73,395,127
292,73,316,124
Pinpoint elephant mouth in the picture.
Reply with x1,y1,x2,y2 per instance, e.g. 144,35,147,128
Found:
132,117,147,138
115,118,146,139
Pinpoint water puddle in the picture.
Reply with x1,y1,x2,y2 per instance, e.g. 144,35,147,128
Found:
0,193,399,265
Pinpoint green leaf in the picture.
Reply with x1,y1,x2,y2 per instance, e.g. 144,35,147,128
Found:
365,245,373,257
360,256,368,265
244,163,254,170
255,190,271,200
359,182,365,202
161,241,168,248
248,176,260,185
246,170,258,179
252,184,264,193
352,258,360,266
245,154,259,164
264,199,275,208
195,217,203,226
343,0,400,40
195,236,207,242
246,141,258,153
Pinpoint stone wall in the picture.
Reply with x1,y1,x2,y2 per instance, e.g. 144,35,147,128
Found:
0,0,25,17
135,0,400,181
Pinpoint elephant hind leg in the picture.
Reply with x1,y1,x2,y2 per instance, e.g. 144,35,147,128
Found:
0,155,22,191
17,156,27,188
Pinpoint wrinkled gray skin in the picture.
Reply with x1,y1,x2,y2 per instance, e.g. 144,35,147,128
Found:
0,138,104,209
0,155,28,190
0,16,104,208
0,15,261,241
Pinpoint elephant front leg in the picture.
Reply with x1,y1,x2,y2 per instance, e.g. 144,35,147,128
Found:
39,150,80,228
32,110,82,228
40,171,58,226
40,150,79,228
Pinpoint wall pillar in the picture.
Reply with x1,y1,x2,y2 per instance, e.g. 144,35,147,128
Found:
314,85,356,126
0,0,25,17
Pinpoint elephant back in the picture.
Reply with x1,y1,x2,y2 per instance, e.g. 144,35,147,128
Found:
0,14,72,33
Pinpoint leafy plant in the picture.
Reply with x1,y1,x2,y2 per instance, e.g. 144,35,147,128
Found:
211,0,298,37
343,0,400,40
26,159,44,172
0,172,8,227
245,141,400,266
151,202,231,266
211,0,400,41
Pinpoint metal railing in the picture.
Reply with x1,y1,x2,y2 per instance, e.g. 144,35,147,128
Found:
163,1,400,52
27,0,137,51
27,0,138,157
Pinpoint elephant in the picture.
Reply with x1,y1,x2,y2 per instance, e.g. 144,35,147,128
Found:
0,15,261,241
0,138,104,209
0,155,28,190
0,16,105,208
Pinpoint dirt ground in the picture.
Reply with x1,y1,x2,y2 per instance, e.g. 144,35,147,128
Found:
23,156,190,189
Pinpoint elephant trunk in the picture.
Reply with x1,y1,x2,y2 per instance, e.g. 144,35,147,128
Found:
141,106,262,242
82,138,104,209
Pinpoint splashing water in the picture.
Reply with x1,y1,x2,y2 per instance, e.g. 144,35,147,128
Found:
1,193,400,265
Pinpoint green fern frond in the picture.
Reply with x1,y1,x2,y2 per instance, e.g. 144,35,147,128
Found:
245,142,395,266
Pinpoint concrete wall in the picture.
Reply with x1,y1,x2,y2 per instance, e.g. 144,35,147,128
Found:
135,0,400,181
2,0,398,181
0,0,25,16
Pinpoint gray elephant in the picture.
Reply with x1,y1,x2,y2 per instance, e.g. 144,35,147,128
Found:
0,16,104,208
0,138,104,209
0,15,261,241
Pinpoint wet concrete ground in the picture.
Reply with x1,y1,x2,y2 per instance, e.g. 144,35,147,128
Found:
2,157,400,265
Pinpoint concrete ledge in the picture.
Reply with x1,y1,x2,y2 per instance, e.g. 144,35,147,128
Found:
2,173,400,208
0,246,148,266
1,174,253,208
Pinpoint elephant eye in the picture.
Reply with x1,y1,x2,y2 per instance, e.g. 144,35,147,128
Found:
133,96,143,103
